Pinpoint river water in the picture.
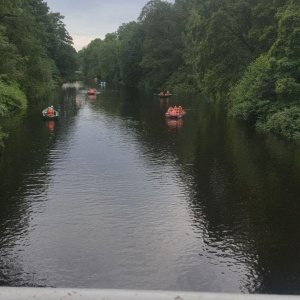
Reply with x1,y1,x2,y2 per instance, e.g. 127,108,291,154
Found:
1,83,300,294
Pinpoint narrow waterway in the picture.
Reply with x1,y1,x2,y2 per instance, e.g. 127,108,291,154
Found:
1,83,300,294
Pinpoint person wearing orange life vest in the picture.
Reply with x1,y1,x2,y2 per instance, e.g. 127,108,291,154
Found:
47,106,54,117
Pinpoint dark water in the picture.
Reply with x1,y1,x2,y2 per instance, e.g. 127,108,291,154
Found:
1,83,300,294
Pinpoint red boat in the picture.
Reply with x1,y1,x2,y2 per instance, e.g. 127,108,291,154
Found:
87,88,97,95
165,106,185,118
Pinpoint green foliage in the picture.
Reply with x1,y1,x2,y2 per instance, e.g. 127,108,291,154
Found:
78,39,103,79
98,34,122,83
229,2,300,139
53,42,79,82
229,54,277,123
138,0,185,88
0,0,78,146
19,54,54,97
0,25,21,82
119,22,144,87
77,0,300,140
182,0,265,100
81,34,122,83
165,66,198,92
0,80,26,116
0,0,78,99
247,0,286,53
263,107,300,140
42,11,78,82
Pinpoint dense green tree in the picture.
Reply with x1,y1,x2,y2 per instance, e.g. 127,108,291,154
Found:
2,0,52,95
79,22,143,86
77,0,300,140
248,0,286,53
79,0,190,90
79,34,122,83
138,0,184,89
229,2,300,139
97,33,122,83
183,0,264,99
118,22,144,87
0,0,78,146
0,0,78,96
79,39,103,79
0,26,21,82
0,0,78,97
45,12,78,82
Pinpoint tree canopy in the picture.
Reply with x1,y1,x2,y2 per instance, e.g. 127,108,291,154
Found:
0,0,78,147
0,0,78,106
79,0,300,140
2,0,300,141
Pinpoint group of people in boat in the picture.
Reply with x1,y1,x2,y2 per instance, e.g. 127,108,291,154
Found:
87,88,97,95
159,90,171,96
165,105,185,118
167,106,184,114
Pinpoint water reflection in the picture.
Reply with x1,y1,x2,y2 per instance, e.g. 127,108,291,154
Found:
159,97,170,107
0,85,300,294
87,94,97,101
45,120,55,133
166,118,183,129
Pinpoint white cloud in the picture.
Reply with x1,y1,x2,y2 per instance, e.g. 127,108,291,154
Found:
72,35,102,51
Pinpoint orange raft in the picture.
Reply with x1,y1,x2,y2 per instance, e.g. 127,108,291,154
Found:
165,106,185,118
87,88,97,95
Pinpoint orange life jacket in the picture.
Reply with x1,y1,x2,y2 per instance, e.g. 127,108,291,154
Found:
48,108,54,116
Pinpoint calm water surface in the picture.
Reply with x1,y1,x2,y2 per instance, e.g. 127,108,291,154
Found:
1,83,300,294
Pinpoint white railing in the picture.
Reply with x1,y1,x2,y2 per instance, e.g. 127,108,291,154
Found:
0,288,300,300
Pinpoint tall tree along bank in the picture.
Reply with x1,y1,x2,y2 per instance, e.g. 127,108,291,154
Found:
0,0,78,147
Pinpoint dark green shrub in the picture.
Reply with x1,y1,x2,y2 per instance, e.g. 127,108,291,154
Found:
0,80,27,116
264,106,300,139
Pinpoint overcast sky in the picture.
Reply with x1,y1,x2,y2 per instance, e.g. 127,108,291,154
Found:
45,0,174,51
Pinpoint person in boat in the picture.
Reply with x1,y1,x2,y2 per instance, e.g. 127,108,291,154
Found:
174,106,180,115
165,90,170,95
167,106,173,113
159,91,164,96
47,106,54,117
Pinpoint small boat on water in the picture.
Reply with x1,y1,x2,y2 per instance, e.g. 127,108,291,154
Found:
42,106,59,120
156,93,174,98
87,88,97,95
165,106,185,119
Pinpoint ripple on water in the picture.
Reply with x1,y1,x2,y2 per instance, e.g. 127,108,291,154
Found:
1,90,298,293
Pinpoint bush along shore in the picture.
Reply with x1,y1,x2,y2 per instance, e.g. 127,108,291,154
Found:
0,0,79,148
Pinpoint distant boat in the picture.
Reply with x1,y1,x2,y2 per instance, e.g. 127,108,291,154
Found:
155,93,175,98
165,107,185,119
87,88,97,95
42,107,59,120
